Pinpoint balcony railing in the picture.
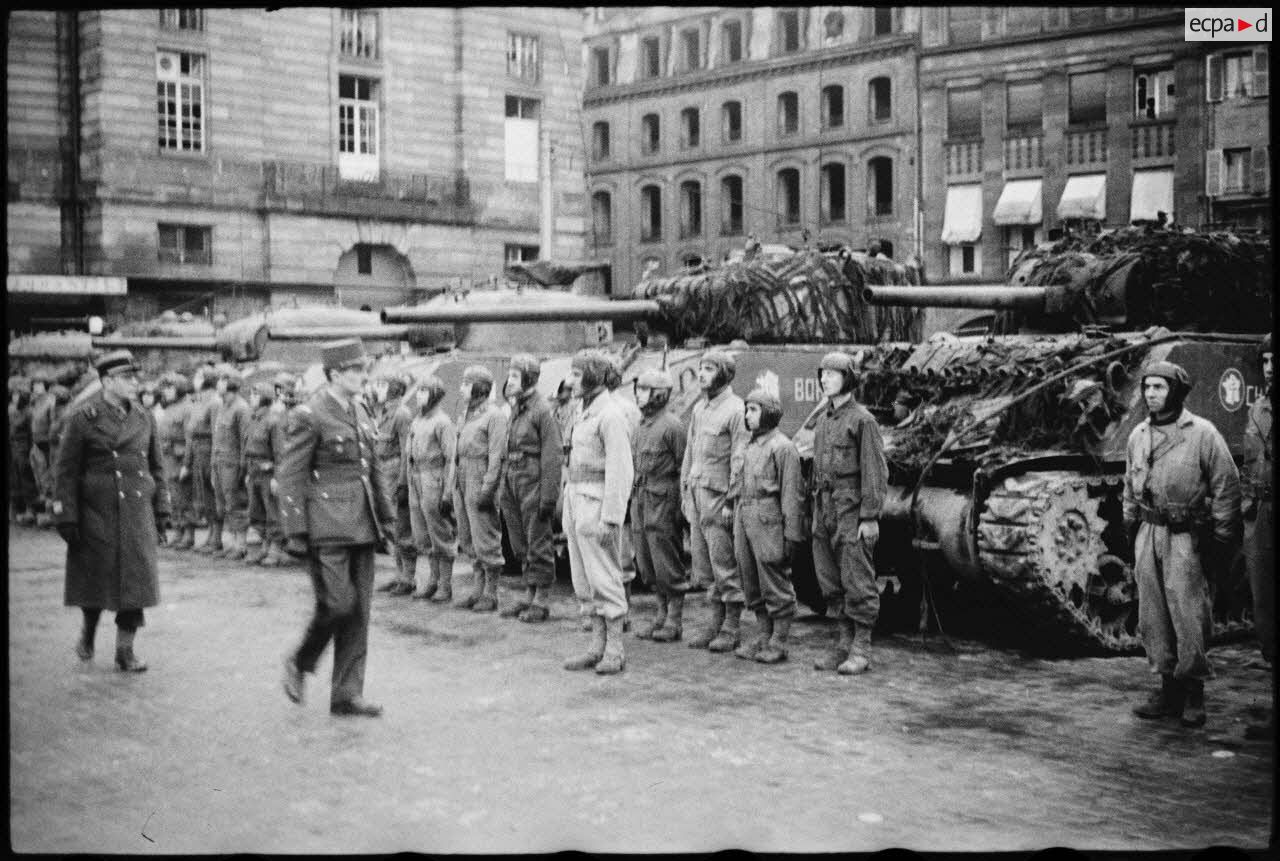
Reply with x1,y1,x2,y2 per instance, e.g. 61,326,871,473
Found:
1066,128,1108,168
1004,133,1044,172
262,162,473,222
1131,120,1176,161
945,139,982,180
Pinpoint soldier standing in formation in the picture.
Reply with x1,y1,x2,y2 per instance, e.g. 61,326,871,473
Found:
404,376,458,602
53,351,171,672
29,374,57,528
498,354,562,622
681,350,749,652
1124,361,1241,728
562,349,634,674
9,377,39,526
629,369,689,642
280,339,394,718
1242,334,1274,740
373,375,417,595
183,371,220,554
810,351,888,676
732,387,806,665
242,380,284,566
453,365,508,613
267,372,300,565
210,369,252,561
605,357,642,631
157,372,196,549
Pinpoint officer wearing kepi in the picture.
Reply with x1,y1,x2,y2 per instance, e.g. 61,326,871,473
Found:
453,365,508,612
1124,360,1241,729
1242,334,1273,740
810,351,888,676
279,339,394,717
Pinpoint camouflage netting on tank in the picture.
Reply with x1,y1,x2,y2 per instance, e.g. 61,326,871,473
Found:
504,260,609,288
1005,226,1272,333
636,248,925,344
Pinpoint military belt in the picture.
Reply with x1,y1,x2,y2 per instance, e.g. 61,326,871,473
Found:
409,455,446,469
1137,503,1192,533
814,477,860,493
506,450,537,463
568,466,606,483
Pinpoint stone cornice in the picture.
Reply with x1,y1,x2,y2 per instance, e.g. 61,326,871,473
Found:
920,14,1185,60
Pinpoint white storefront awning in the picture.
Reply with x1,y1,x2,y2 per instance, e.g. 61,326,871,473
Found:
991,179,1043,226
6,274,127,295
1130,168,1174,223
1057,173,1107,221
941,184,983,244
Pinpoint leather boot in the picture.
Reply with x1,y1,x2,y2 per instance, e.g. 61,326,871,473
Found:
652,593,684,642
259,539,285,567
757,616,792,664
377,549,405,591
595,616,626,675
175,525,196,550
243,533,268,564
635,593,669,640
708,601,744,653
1180,679,1207,728
472,567,499,612
1133,674,1184,720
114,628,147,672
197,519,223,555
501,586,535,618
411,556,438,600
76,613,98,661
838,621,873,675
815,617,855,671
224,530,248,561
565,615,607,671
518,584,550,622
455,565,485,609
622,581,632,633
688,599,726,649
429,558,453,603
735,610,772,661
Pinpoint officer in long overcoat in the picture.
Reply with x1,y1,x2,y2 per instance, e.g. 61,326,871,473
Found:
53,350,171,672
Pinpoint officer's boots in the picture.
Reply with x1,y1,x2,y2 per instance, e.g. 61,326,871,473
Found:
472,566,499,612
757,616,792,664
838,622,873,675
224,530,248,561
518,584,550,622
455,565,485,609
815,616,856,671
411,556,439,600
735,610,773,660
708,601,744,653
501,585,536,618
596,616,626,675
76,610,99,661
652,593,684,642
114,628,147,672
243,533,268,564
1133,674,1185,720
378,551,404,591
564,615,607,671
635,593,669,640
174,524,196,550
429,558,453,603
1180,679,1207,728
197,519,223,554
687,598,726,649
389,553,416,595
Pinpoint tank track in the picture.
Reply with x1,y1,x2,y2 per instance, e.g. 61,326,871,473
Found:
976,470,1254,656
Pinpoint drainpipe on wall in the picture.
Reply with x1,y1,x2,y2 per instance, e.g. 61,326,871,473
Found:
539,125,554,258
61,10,85,276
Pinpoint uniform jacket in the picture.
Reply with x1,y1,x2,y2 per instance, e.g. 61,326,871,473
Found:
157,398,191,460
375,397,414,491
243,404,282,472
182,394,218,467
811,396,888,521
1122,408,1242,543
276,388,394,546
681,386,747,503
53,393,171,610
733,428,806,544
552,399,579,457
456,399,507,498
9,402,32,448
503,388,563,510
405,407,458,499
211,394,250,464
567,389,634,527
30,395,56,445
1242,393,1273,504
631,408,687,528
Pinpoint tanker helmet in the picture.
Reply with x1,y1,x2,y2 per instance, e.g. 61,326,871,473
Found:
417,374,446,412
509,354,541,391
635,368,674,411
1141,360,1191,413
51,384,71,405
571,348,613,392
699,350,736,390
1260,333,1273,361
252,380,276,404
819,351,858,394
219,367,243,392
384,374,409,401
462,365,494,400
744,387,783,433
604,355,624,391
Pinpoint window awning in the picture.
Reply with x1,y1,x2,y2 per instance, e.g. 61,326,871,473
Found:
1057,173,1107,221
1129,168,1174,223
991,179,1043,226
6,274,127,295
941,184,983,244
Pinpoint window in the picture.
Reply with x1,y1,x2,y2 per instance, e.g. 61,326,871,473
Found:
1006,81,1043,133
777,168,800,225
640,36,661,78
680,107,700,149
356,244,373,275
947,86,982,138
504,244,540,265
1006,7,1041,33
948,7,982,43
949,243,981,276
1134,68,1176,119
160,9,205,31
778,91,799,136
721,20,743,63
722,100,742,142
825,11,845,39
591,46,611,86
868,157,893,217
1069,71,1107,125
156,51,205,153
338,74,379,180
507,33,540,82
591,121,610,161
873,7,894,36
680,180,702,238
1003,226,1039,268
821,85,844,129
1223,148,1252,193
591,191,612,244
340,9,379,60
820,163,846,223
504,95,540,183
680,29,701,72
721,175,744,235
158,224,211,265
778,10,802,53
869,77,892,123
641,113,660,154
1219,50,1267,99
682,253,704,269
640,185,663,241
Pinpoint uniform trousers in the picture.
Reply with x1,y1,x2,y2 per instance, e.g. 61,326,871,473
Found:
83,607,145,632
212,459,249,531
811,489,879,627
162,453,196,527
1134,522,1214,680
564,483,627,620
456,464,503,571
246,471,278,542
687,485,742,604
408,470,457,562
631,485,689,597
189,440,215,523
499,459,555,587
294,544,375,706
29,442,54,507
393,483,418,575
1245,500,1275,664
734,500,797,619
10,442,37,510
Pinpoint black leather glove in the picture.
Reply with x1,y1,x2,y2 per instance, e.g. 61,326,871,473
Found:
538,500,557,523
476,488,496,513
284,534,310,558
439,496,454,520
56,523,80,545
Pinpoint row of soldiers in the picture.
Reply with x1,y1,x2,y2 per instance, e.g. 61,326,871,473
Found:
8,374,75,528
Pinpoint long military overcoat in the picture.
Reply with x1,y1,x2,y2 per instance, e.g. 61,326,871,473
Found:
54,393,171,610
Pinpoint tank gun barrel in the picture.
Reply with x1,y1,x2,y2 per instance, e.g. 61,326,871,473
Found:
862,284,1048,311
381,299,661,325
92,335,219,350
269,325,413,341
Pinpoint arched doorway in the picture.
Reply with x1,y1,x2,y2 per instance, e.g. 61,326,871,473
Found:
333,243,414,311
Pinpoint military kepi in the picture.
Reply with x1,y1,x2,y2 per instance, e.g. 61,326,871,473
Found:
94,349,139,376
321,338,367,371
